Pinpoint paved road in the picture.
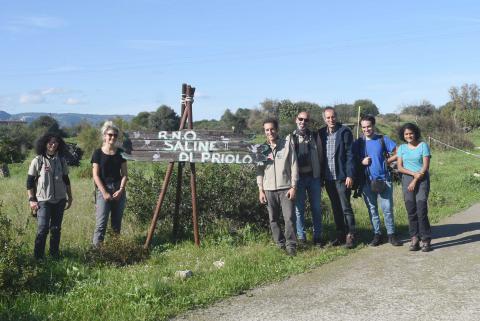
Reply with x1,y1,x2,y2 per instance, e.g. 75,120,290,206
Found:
174,204,480,321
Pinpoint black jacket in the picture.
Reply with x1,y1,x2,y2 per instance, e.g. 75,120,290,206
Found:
319,124,355,180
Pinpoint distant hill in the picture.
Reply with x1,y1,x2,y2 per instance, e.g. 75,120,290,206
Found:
0,111,11,120
0,111,134,127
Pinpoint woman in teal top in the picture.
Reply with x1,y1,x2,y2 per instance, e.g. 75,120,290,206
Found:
397,123,432,252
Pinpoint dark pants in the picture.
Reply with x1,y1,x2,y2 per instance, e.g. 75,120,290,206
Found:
265,189,297,250
324,179,355,235
34,199,66,259
402,174,431,241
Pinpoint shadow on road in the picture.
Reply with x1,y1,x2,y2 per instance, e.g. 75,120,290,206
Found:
430,221,480,250
432,233,480,250
432,222,480,238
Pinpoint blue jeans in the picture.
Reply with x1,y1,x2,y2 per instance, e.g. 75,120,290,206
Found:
362,180,395,235
295,176,322,240
93,183,126,246
34,199,66,258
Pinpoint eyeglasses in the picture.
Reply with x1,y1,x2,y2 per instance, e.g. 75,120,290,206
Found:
107,133,118,138
297,117,309,122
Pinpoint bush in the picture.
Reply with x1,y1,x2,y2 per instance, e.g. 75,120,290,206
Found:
0,202,30,294
126,163,268,239
414,114,474,150
85,233,149,266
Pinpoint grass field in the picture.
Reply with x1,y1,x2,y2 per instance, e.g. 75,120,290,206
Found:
1,134,480,321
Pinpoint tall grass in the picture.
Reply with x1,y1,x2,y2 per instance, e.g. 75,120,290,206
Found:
1,144,480,320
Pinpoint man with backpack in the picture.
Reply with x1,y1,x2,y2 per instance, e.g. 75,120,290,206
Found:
353,115,401,247
291,111,324,246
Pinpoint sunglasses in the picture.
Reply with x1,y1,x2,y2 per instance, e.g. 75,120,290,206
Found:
107,133,118,138
297,117,309,122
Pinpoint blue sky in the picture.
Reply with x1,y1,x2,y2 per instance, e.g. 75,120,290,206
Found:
1,0,479,120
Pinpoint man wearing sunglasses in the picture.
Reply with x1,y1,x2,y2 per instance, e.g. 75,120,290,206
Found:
291,111,324,247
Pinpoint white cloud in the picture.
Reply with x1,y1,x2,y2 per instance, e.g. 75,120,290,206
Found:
19,93,45,104
41,87,66,95
64,98,84,105
3,15,66,33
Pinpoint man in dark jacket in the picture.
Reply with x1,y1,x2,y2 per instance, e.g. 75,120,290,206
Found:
319,107,356,248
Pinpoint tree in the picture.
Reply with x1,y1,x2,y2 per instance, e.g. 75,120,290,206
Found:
148,105,180,131
260,99,280,118
29,115,66,137
401,100,436,117
354,99,379,116
220,108,249,133
131,111,150,130
0,124,34,164
333,103,355,123
77,124,101,158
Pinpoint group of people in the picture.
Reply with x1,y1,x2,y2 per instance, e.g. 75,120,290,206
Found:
27,121,128,259
26,109,432,260
256,107,432,256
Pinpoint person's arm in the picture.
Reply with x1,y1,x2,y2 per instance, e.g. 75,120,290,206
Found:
64,175,73,209
286,137,298,200
113,161,128,200
26,159,39,212
256,165,267,204
93,163,111,201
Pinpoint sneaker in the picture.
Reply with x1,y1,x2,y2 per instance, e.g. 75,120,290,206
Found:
388,234,402,247
369,234,382,247
297,238,307,245
345,233,355,249
313,238,324,248
421,240,432,252
286,247,297,257
409,236,420,251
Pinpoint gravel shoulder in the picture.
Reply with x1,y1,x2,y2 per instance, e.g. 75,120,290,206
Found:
174,204,480,321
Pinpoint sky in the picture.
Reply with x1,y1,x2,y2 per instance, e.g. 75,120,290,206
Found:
1,0,479,120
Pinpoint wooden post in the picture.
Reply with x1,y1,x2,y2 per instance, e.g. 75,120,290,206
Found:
186,85,200,247
144,84,194,249
172,84,187,241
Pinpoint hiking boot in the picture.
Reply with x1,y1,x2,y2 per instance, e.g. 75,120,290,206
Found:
409,236,420,251
388,234,402,247
331,233,346,246
345,233,355,249
286,247,297,257
369,234,382,247
421,240,432,252
313,238,324,248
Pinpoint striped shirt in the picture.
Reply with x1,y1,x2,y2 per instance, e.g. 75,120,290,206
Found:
325,129,337,180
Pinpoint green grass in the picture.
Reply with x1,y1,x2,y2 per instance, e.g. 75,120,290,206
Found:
1,142,480,320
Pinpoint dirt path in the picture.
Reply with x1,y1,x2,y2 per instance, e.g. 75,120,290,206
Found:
174,204,480,321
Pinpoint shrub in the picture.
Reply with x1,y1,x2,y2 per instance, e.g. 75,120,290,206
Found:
85,233,149,267
0,202,30,294
126,163,268,239
413,114,474,150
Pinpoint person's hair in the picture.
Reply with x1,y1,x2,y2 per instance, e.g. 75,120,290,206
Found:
398,122,421,142
322,107,337,119
297,111,310,118
263,118,279,129
35,132,67,156
360,114,376,126
101,120,120,137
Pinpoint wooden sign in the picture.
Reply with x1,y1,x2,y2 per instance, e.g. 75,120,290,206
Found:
122,129,268,164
